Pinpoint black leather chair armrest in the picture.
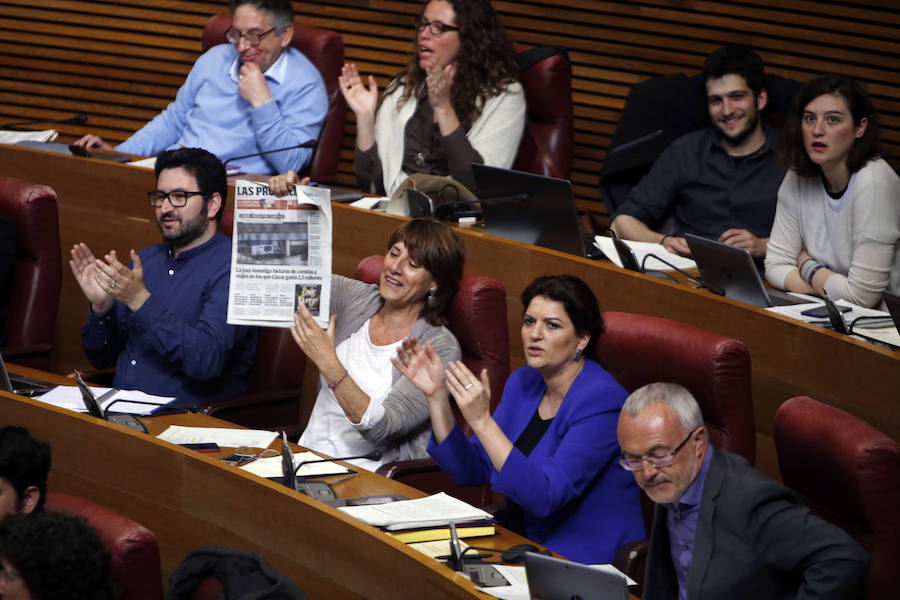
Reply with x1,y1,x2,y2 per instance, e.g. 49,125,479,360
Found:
613,538,648,598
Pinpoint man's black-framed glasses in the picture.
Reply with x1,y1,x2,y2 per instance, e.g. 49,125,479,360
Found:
415,17,459,36
618,427,701,471
147,190,206,208
225,26,276,46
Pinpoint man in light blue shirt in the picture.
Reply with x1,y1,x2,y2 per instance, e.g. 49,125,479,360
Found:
75,0,326,175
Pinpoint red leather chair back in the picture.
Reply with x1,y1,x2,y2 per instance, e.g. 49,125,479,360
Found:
775,396,900,600
514,45,574,180
45,493,163,600
0,176,61,370
218,209,306,394
202,14,346,183
355,255,510,433
595,311,755,464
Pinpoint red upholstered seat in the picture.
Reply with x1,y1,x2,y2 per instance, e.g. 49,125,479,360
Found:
0,176,61,370
202,14,346,183
775,396,900,600
45,492,163,600
514,45,574,180
355,255,510,508
594,311,753,594
597,311,755,463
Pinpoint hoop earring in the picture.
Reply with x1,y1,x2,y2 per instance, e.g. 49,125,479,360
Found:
574,347,583,361
426,287,438,309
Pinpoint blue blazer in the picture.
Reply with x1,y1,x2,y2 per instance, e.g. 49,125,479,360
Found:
428,359,645,564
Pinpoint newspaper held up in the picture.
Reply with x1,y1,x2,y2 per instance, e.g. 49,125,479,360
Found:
227,180,332,328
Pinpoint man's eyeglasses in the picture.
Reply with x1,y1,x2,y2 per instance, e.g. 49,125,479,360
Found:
147,190,206,208
415,17,459,36
618,427,700,471
225,26,276,46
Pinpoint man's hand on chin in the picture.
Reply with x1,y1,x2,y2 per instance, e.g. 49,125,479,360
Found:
238,62,272,108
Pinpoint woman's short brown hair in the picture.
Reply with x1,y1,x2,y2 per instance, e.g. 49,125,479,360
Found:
387,219,465,326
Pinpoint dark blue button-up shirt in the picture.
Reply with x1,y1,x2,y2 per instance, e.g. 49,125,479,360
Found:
81,231,256,406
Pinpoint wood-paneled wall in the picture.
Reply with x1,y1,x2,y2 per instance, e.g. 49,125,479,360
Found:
1,0,898,219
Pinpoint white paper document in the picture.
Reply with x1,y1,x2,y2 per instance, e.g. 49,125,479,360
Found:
477,564,635,599
0,129,58,144
593,235,697,271
35,386,173,415
239,450,351,478
338,491,493,531
156,425,277,449
349,196,388,210
767,299,899,346
227,180,333,328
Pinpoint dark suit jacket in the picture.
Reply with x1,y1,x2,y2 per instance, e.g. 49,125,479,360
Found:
642,449,868,600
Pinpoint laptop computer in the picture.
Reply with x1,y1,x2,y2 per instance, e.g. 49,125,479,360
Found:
525,552,628,600
472,164,596,259
0,353,53,398
685,233,801,308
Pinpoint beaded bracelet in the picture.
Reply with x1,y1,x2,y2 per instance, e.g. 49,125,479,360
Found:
327,370,348,390
801,260,822,282
805,264,825,285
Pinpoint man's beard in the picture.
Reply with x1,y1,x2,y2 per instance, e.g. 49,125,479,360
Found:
713,107,760,149
158,204,209,249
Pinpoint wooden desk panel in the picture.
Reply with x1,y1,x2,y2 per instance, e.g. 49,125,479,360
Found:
0,369,534,599
1,147,897,482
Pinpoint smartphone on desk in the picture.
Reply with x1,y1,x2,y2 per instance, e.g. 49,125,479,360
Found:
180,442,220,453
801,304,851,318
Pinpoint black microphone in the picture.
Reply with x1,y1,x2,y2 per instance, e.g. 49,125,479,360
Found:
293,449,382,475
223,139,317,166
1,113,88,129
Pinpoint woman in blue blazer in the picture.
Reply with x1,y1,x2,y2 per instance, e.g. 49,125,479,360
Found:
394,275,645,564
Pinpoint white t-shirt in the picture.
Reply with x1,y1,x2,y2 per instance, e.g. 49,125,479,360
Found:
299,319,402,471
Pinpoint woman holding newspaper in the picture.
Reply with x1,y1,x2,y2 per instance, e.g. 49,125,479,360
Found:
765,74,900,308
292,219,464,472
394,275,645,564
268,0,525,197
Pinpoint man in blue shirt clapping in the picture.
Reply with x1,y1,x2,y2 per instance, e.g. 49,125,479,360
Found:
71,148,256,406
75,0,327,175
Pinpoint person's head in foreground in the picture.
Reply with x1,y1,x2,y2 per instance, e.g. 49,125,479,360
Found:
0,426,51,518
0,512,115,600
616,382,708,505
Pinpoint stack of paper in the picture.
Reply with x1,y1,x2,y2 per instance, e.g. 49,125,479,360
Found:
36,386,174,415
0,129,58,144
338,491,494,531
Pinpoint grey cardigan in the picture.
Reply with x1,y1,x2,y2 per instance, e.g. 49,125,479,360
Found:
328,275,461,461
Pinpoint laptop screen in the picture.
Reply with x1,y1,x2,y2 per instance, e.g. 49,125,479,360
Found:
473,164,585,257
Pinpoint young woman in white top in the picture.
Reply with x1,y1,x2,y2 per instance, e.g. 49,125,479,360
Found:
765,74,900,308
